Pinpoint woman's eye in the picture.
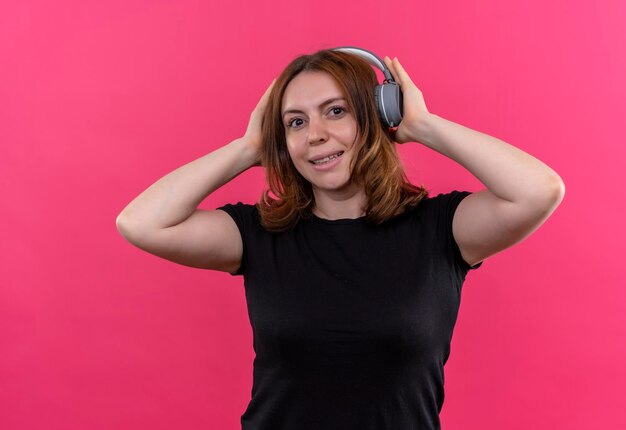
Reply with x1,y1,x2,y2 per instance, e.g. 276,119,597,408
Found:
287,118,303,128
330,106,345,115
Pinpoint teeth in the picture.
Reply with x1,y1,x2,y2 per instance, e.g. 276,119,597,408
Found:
312,152,342,165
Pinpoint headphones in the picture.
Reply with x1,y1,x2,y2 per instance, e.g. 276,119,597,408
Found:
331,46,403,128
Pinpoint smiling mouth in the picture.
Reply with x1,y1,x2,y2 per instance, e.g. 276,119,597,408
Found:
310,151,344,165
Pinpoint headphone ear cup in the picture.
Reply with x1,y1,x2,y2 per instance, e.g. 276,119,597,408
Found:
375,83,403,128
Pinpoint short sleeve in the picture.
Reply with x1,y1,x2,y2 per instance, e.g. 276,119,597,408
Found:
216,202,257,276
432,191,483,272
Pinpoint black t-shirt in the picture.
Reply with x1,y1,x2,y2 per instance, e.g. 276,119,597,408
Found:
218,190,482,430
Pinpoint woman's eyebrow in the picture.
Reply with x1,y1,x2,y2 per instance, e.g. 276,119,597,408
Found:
282,97,346,118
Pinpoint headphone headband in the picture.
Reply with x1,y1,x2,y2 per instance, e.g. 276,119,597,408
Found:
331,46,394,83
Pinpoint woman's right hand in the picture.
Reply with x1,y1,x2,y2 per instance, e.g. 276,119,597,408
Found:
242,78,277,166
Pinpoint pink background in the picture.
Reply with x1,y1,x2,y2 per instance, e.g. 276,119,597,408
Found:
1,0,624,429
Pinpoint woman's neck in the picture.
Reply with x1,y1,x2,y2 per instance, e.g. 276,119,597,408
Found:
311,185,367,220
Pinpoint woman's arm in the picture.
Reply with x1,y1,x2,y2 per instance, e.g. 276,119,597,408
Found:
115,137,258,233
115,79,275,272
413,112,564,267
384,56,565,267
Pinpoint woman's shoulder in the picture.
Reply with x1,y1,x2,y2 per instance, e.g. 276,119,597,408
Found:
216,201,261,228
418,190,473,207
217,201,258,212
396,190,474,222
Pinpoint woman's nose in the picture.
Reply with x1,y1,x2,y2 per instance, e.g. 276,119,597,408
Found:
307,116,328,144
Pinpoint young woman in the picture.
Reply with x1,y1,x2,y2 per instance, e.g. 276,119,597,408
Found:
116,48,565,429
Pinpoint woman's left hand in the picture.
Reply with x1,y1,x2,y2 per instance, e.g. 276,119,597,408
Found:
383,56,430,144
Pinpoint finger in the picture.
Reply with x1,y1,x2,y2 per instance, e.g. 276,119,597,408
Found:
255,78,276,109
392,58,413,85
262,78,276,98
261,78,276,98
384,55,392,68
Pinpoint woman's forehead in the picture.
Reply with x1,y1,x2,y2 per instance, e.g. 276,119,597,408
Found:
281,71,346,113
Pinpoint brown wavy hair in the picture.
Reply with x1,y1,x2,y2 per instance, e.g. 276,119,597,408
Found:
258,48,429,232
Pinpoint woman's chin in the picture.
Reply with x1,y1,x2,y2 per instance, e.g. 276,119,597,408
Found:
311,178,359,194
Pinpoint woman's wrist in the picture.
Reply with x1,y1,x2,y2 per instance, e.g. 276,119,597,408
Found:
231,136,262,168
408,112,440,146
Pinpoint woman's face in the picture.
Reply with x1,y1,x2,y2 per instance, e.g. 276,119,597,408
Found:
281,71,360,195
